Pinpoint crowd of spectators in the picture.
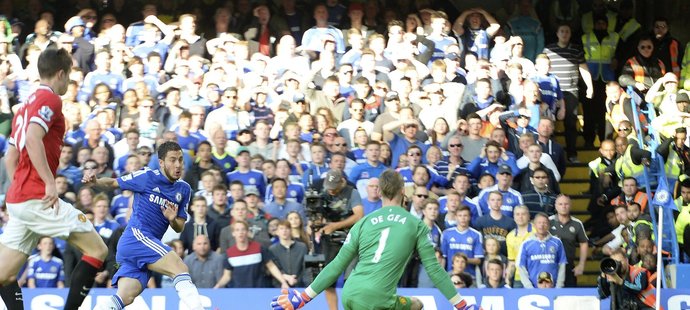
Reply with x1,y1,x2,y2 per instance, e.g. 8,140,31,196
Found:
0,1,688,304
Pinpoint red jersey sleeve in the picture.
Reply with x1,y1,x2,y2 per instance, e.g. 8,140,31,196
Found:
28,93,62,133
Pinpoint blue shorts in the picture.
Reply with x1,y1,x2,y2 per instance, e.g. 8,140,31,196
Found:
112,227,171,289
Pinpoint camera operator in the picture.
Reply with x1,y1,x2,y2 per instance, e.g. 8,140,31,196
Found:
315,169,364,310
597,248,657,310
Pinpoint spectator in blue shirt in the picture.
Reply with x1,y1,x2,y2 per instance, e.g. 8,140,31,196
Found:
27,237,65,288
361,177,382,216
518,213,567,288
302,143,330,189
467,140,520,180
227,146,266,198
57,144,83,189
348,140,387,197
263,178,306,223
383,118,428,168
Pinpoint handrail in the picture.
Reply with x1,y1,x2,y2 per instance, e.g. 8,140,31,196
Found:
627,86,681,290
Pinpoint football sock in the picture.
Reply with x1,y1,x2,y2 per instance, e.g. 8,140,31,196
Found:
0,281,24,310
93,295,124,310
64,255,103,310
173,273,204,310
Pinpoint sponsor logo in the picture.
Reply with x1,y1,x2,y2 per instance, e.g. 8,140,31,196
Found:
38,106,54,122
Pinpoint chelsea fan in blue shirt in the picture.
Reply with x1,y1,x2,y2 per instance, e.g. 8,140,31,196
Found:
27,237,65,288
517,213,567,288
84,141,205,310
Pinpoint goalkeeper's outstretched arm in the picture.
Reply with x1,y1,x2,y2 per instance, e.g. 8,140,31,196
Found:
416,227,464,306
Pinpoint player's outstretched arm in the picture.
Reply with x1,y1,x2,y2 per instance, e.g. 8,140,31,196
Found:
416,226,475,310
271,221,362,310
81,171,119,192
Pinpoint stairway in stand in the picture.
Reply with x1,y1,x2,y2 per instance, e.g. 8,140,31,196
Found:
554,123,600,287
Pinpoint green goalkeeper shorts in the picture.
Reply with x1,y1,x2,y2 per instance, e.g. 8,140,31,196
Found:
342,295,413,310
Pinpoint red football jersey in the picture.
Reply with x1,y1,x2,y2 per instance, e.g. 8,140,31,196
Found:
6,85,65,203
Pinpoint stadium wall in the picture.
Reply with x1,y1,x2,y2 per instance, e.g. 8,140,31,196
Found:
7,288,690,310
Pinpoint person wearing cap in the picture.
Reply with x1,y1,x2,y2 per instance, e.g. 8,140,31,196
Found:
645,72,681,115
475,160,523,219
536,271,555,288
313,168,363,309
650,91,690,140
227,146,267,198
517,213,567,288
371,90,403,141
64,15,94,74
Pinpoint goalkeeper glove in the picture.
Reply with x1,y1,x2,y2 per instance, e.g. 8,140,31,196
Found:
455,299,481,310
270,289,312,310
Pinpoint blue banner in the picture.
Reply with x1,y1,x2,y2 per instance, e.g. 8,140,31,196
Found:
11,288,690,310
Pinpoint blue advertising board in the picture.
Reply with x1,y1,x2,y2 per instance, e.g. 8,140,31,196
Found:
10,288,690,310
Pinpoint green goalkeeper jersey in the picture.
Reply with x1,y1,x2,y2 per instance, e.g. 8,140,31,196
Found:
308,206,461,309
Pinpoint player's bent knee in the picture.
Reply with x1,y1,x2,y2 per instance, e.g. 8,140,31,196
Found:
410,297,424,310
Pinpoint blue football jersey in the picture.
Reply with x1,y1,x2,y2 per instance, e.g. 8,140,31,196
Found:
226,169,267,198
117,168,190,238
477,185,524,218
110,194,132,227
518,234,567,286
27,256,64,288
440,227,484,274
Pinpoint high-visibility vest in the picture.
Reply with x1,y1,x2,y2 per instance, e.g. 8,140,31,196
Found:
618,18,641,42
588,157,608,178
665,143,683,179
631,218,654,243
628,57,666,84
583,32,620,81
669,39,681,78
681,42,690,90
581,11,617,34
615,144,645,184
675,200,690,244
611,191,649,213
628,265,659,309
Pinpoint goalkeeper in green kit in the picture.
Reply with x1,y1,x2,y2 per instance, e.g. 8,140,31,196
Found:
270,169,477,310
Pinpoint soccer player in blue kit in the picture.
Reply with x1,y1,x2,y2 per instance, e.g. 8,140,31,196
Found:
83,141,204,310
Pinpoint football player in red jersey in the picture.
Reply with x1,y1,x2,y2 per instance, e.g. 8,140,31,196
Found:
0,48,108,310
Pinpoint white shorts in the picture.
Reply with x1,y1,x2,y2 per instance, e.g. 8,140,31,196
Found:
0,199,94,255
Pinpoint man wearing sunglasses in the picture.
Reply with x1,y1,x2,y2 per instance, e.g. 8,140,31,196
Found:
619,36,665,93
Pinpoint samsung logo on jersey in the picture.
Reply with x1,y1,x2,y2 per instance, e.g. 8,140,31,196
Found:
530,254,556,264
34,273,58,280
449,244,474,251
149,194,179,209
